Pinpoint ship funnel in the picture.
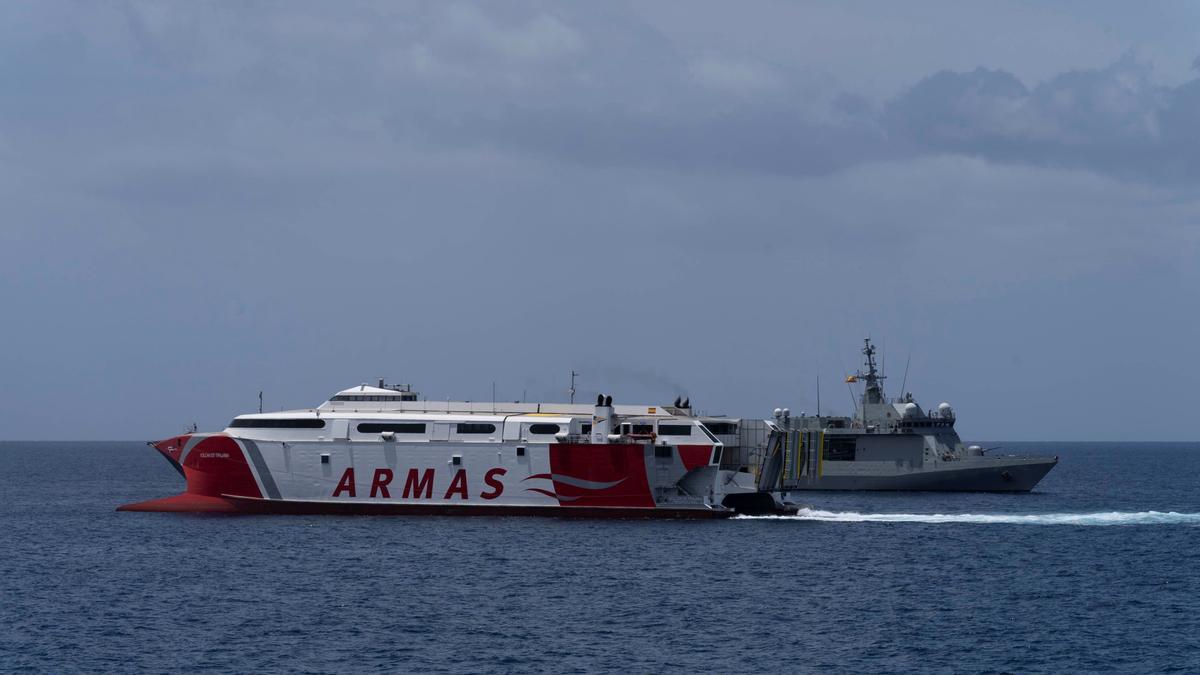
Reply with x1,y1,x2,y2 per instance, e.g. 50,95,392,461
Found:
591,394,614,444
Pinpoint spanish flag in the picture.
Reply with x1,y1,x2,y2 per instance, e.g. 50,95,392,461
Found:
845,375,858,383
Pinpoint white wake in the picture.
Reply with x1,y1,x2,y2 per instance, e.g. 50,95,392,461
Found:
739,508,1200,526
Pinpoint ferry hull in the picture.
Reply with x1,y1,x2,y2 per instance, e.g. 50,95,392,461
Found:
118,494,730,519
120,433,736,519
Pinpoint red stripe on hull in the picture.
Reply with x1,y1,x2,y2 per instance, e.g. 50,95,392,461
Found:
677,444,714,471
180,435,263,499
547,443,655,508
118,494,732,519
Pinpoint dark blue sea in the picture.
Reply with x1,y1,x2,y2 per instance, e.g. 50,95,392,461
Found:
2,442,1198,673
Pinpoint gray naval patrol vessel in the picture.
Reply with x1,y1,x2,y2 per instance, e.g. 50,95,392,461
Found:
711,339,1058,492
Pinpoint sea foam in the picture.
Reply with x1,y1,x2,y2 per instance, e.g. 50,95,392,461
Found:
739,508,1200,526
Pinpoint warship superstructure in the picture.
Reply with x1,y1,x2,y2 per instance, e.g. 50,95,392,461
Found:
721,339,1058,492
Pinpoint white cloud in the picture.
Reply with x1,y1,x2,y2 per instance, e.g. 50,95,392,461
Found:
436,5,583,62
688,54,783,93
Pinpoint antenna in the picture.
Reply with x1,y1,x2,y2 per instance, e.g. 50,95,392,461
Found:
491,381,496,413
258,391,263,414
881,338,886,399
900,353,912,399
569,370,578,404
816,374,821,418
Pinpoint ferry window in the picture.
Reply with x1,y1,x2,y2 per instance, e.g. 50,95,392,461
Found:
357,422,426,434
698,424,720,443
457,423,496,434
528,423,560,435
229,418,326,429
631,424,654,435
581,424,592,434
658,424,693,436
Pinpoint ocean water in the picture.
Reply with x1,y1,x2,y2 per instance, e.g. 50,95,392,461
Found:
2,441,1198,673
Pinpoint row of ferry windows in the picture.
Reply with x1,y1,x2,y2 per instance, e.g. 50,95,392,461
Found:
229,418,562,435
230,418,326,429
360,422,567,435
622,423,710,439
621,424,698,434
330,394,417,402
228,419,704,437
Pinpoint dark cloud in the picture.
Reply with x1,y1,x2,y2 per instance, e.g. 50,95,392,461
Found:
6,4,1199,184
403,50,1200,184
883,56,1200,182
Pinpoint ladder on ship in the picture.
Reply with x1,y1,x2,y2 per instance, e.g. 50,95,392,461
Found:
778,429,824,488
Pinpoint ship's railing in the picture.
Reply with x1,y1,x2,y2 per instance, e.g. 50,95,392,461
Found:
558,434,593,444
556,433,658,445
898,418,955,429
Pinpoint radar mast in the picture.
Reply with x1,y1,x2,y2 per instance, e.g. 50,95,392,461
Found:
855,338,885,406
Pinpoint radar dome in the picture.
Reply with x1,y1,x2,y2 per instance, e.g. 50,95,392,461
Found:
938,402,953,417
903,402,919,418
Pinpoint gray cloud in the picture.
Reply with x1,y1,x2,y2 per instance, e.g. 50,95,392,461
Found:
8,3,1200,186
410,50,1200,183
2,2,1199,440
884,56,1200,182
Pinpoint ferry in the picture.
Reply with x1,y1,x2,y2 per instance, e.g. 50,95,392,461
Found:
120,383,791,518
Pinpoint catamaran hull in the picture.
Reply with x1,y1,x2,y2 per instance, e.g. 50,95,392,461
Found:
117,494,729,518
119,433,735,519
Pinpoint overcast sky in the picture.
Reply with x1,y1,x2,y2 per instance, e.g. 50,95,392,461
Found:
2,1,1198,441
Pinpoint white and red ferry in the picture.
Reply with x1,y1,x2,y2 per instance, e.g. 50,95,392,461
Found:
121,383,786,518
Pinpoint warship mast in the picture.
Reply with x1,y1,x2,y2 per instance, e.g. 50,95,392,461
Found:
858,339,884,403
854,338,886,426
